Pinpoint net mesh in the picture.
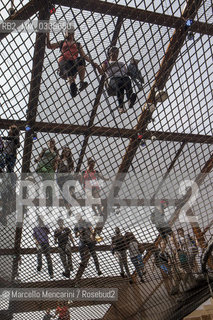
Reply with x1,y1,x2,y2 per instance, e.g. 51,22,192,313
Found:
0,0,213,319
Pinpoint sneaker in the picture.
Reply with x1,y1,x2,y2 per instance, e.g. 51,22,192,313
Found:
79,81,88,92
70,82,78,98
128,93,137,108
63,271,70,278
140,277,145,283
120,272,126,278
50,274,54,279
37,266,41,272
155,90,168,103
97,270,102,276
118,107,126,114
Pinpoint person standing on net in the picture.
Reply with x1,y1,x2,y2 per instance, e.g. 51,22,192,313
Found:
74,214,102,276
125,232,145,283
0,125,20,172
54,218,75,279
111,227,133,284
33,215,54,279
46,24,101,98
56,146,77,216
150,200,177,247
101,46,137,114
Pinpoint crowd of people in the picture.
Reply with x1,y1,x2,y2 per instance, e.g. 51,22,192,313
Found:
32,204,202,296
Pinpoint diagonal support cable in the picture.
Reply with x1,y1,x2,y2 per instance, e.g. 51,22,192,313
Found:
152,141,186,200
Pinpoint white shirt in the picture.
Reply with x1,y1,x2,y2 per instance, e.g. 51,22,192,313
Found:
106,61,127,78
129,241,140,258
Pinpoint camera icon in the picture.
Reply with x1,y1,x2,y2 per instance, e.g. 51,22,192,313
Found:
0,290,10,299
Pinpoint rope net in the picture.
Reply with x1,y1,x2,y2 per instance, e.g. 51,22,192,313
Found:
0,0,212,319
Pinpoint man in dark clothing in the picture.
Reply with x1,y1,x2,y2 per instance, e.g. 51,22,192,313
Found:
54,218,74,278
111,227,132,283
150,200,173,239
33,215,54,279
74,215,102,276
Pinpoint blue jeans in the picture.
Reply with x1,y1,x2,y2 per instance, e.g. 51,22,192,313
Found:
131,254,144,278
37,243,53,276
79,240,100,271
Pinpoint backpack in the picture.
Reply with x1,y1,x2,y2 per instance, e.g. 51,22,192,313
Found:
103,60,117,96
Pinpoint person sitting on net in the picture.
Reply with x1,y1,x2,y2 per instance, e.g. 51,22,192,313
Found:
46,24,101,98
111,227,133,284
101,46,137,114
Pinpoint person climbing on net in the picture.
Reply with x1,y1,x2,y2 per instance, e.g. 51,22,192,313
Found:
46,23,101,98
101,46,137,114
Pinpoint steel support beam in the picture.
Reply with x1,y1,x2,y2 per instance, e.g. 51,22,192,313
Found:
54,0,213,36
8,300,109,314
0,118,212,144
0,245,111,256
9,2,49,297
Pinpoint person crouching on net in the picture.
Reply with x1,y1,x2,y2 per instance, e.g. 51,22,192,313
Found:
46,25,101,98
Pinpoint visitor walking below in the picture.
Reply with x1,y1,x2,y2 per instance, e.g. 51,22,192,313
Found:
33,215,54,279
